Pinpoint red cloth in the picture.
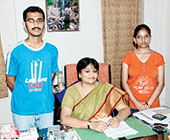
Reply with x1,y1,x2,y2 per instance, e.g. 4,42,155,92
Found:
122,50,165,109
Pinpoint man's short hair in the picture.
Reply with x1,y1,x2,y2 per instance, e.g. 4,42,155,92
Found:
23,6,45,21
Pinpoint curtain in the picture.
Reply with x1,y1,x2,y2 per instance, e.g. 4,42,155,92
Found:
101,0,142,88
0,34,8,98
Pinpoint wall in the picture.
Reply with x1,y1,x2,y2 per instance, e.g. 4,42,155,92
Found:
13,0,104,66
143,0,170,106
0,0,103,123
0,0,170,124
0,0,17,124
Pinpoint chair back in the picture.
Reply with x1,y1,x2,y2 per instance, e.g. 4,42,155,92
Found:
64,63,111,87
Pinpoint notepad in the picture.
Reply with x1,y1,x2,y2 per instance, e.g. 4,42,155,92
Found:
101,117,138,139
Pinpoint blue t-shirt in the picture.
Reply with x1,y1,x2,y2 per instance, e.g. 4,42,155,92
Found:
6,41,60,115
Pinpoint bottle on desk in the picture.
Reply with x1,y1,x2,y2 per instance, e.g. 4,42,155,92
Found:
53,71,65,93
168,134,170,140
48,130,54,140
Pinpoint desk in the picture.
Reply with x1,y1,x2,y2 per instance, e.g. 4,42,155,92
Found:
74,117,157,140
38,117,157,140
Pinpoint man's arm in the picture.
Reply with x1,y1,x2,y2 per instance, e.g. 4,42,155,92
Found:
6,75,16,92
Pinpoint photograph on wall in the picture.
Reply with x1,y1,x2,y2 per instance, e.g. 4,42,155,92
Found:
46,0,80,32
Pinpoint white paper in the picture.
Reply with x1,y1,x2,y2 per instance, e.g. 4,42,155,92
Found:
101,117,138,139
133,107,170,130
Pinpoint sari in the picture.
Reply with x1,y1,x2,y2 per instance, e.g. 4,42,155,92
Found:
62,82,128,121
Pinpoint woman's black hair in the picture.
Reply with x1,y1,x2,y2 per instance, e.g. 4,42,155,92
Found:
76,57,99,81
133,24,151,48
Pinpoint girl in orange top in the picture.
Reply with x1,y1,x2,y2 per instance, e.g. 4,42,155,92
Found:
122,24,165,114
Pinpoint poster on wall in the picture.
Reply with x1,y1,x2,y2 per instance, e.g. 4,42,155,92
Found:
46,0,80,32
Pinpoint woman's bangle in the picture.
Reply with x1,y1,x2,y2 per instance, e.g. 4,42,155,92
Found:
87,121,91,129
146,102,151,108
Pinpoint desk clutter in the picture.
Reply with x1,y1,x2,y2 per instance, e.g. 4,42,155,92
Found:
0,117,157,140
0,123,81,140
53,71,65,95
0,123,19,139
46,125,65,140
0,123,38,139
133,106,170,133
2,113,166,140
0,124,69,140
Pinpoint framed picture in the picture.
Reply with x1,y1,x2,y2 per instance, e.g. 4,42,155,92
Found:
46,0,80,32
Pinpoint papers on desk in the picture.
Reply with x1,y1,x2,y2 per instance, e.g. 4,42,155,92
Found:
101,116,138,139
133,107,170,130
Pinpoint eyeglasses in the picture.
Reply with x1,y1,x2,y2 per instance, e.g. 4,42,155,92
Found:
26,18,44,24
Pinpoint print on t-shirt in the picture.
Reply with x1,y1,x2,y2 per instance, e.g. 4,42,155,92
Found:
25,59,48,92
133,76,154,94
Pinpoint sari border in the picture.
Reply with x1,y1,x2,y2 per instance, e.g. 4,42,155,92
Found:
73,87,94,111
109,96,123,117
109,89,128,115
73,93,88,111
88,86,117,121
72,82,104,111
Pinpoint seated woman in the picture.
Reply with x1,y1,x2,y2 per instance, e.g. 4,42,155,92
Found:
60,57,130,132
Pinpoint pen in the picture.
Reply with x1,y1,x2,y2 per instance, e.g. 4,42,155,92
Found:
140,119,153,128
154,123,168,127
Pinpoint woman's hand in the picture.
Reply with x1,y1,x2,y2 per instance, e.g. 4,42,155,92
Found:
135,101,148,111
107,117,119,128
90,121,108,132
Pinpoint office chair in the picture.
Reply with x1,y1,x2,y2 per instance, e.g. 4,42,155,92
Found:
64,63,111,87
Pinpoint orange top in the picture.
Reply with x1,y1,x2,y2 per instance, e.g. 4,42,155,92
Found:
122,50,165,109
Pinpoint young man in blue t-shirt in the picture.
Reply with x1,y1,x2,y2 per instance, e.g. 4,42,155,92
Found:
6,6,61,131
